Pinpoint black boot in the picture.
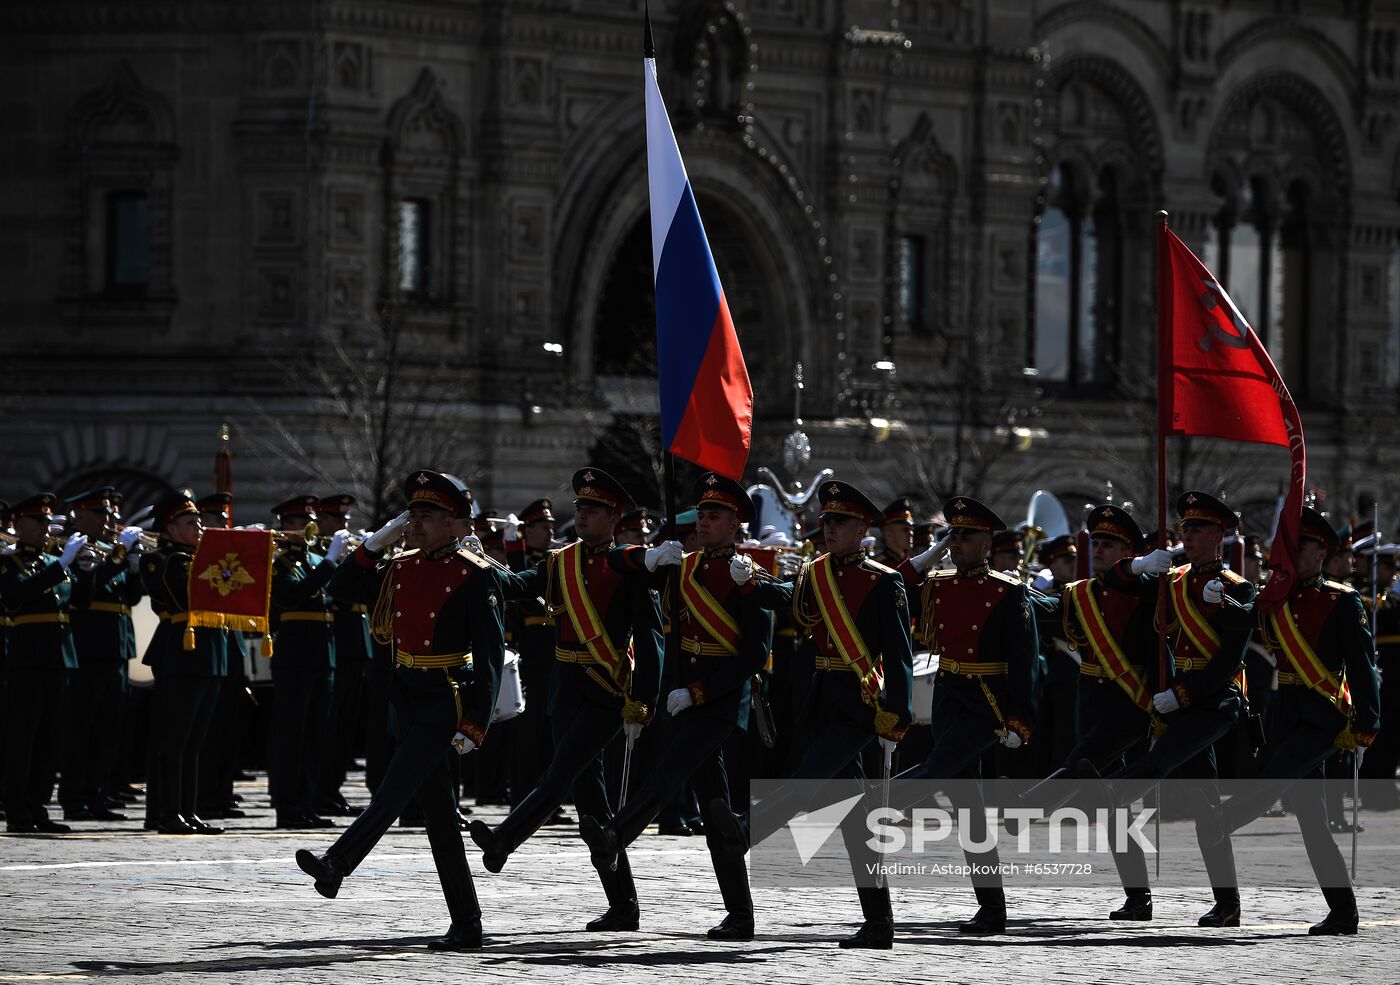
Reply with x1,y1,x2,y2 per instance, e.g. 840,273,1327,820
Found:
586,900,640,932
156,813,195,835
1198,889,1240,928
706,798,750,855
1110,890,1153,921
841,887,893,948
295,848,346,900
579,816,620,873
707,911,755,941
468,820,510,874
958,887,1006,935
427,919,483,951
1309,886,1359,936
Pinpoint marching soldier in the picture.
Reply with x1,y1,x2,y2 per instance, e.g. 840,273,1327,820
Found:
1199,507,1380,934
873,496,915,568
1359,542,1400,807
1020,506,1231,923
503,496,562,816
892,496,1037,934
295,470,506,952
139,489,228,835
1,493,89,833
579,472,773,941
705,479,914,948
269,495,351,829
470,469,663,929
317,493,369,818
58,487,143,821
1093,491,1248,927
990,528,1025,577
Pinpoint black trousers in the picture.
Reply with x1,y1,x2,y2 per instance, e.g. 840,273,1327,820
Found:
325,711,480,927
507,646,555,807
320,655,365,805
146,675,222,821
611,707,752,918
270,662,331,816
59,661,124,809
3,667,68,825
495,699,635,910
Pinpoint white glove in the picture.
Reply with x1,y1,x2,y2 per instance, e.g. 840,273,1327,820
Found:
117,528,143,552
1131,549,1175,576
910,535,950,574
623,722,643,741
999,730,1023,749
503,513,521,543
1203,578,1224,605
1152,689,1181,714
365,511,410,552
645,540,684,571
729,554,754,586
58,533,88,570
323,528,353,564
878,737,898,757
666,687,694,716
451,732,477,755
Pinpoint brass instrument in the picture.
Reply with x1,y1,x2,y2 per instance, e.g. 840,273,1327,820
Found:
0,530,71,553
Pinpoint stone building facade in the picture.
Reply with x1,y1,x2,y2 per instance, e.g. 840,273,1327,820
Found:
2,0,1398,530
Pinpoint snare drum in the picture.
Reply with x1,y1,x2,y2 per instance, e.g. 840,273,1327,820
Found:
911,649,939,725
492,648,526,722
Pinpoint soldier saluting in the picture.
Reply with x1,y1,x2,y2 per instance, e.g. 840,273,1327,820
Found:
580,472,774,942
1092,490,1248,927
707,479,914,948
468,467,662,932
1199,507,1381,935
295,470,506,952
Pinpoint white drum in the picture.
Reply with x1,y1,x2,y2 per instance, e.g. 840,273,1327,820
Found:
492,648,526,722
911,649,939,725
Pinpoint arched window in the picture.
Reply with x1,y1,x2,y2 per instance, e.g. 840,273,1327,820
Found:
1031,163,1107,386
1202,174,1310,392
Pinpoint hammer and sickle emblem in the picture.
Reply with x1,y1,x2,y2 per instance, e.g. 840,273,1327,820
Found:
1197,277,1252,352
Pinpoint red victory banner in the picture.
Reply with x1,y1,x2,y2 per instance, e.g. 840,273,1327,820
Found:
1156,215,1305,610
185,527,276,652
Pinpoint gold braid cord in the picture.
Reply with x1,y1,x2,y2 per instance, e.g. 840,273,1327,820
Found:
918,582,939,649
370,569,397,645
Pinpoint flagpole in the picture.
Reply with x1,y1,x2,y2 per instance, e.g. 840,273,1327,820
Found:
1154,210,1171,700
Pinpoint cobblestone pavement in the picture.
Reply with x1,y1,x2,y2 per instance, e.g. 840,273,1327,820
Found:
2,775,1398,984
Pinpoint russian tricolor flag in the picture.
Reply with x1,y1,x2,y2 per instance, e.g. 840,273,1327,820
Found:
644,51,753,480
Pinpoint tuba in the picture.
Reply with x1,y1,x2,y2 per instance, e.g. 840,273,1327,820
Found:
1019,489,1072,584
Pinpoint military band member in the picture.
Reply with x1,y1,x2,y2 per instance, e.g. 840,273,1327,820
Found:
58,487,143,821
269,496,352,829
580,472,772,941
707,479,914,948
469,468,662,931
193,492,246,821
503,496,562,816
1094,491,1248,927
1,494,89,833
873,496,915,568
911,520,937,555
893,496,1037,934
990,528,1025,577
1200,507,1381,934
139,489,228,835
317,493,369,818
1359,543,1400,807
296,470,506,952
